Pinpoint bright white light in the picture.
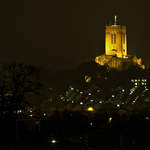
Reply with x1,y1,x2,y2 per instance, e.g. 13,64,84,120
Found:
80,102,83,105
99,101,102,104
80,91,83,94
51,139,56,144
122,89,125,92
43,113,46,116
112,95,115,98
88,93,91,95
70,87,74,90
71,101,74,103
97,90,100,92
90,99,94,102
117,104,120,107
60,97,64,100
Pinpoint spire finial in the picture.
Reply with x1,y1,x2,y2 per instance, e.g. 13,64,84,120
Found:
114,15,117,25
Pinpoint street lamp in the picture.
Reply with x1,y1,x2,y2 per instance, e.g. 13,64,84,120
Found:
87,107,94,112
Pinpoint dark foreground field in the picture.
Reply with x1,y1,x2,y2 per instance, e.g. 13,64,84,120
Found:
0,113,150,150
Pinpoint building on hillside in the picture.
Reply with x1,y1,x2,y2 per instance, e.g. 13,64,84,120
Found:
95,16,145,70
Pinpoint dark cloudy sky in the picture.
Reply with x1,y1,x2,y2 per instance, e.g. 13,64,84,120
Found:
1,0,150,70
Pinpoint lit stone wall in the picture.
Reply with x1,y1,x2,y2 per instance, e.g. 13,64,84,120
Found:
95,55,145,70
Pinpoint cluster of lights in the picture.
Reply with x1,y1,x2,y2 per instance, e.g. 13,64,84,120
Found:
131,79,147,88
17,110,22,114
57,85,103,106
57,83,150,109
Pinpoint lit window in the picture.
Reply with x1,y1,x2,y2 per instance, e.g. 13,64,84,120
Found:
111,34,113,44
111,33,116,44
114,33,116,44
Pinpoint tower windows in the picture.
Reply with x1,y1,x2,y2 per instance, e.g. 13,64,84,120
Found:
111,33,116,44
111,34,113,44
114,33,116,44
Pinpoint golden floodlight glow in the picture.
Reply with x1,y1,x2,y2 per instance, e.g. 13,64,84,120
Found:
87,107,94,112
85,75,91,83
108,117,112,124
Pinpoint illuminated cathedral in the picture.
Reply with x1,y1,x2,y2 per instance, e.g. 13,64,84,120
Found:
95,16,145,70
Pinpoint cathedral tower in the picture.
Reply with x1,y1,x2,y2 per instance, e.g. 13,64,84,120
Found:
95,16,144,70
105,16,127,58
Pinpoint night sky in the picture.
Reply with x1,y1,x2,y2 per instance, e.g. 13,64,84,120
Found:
1,0,150,71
